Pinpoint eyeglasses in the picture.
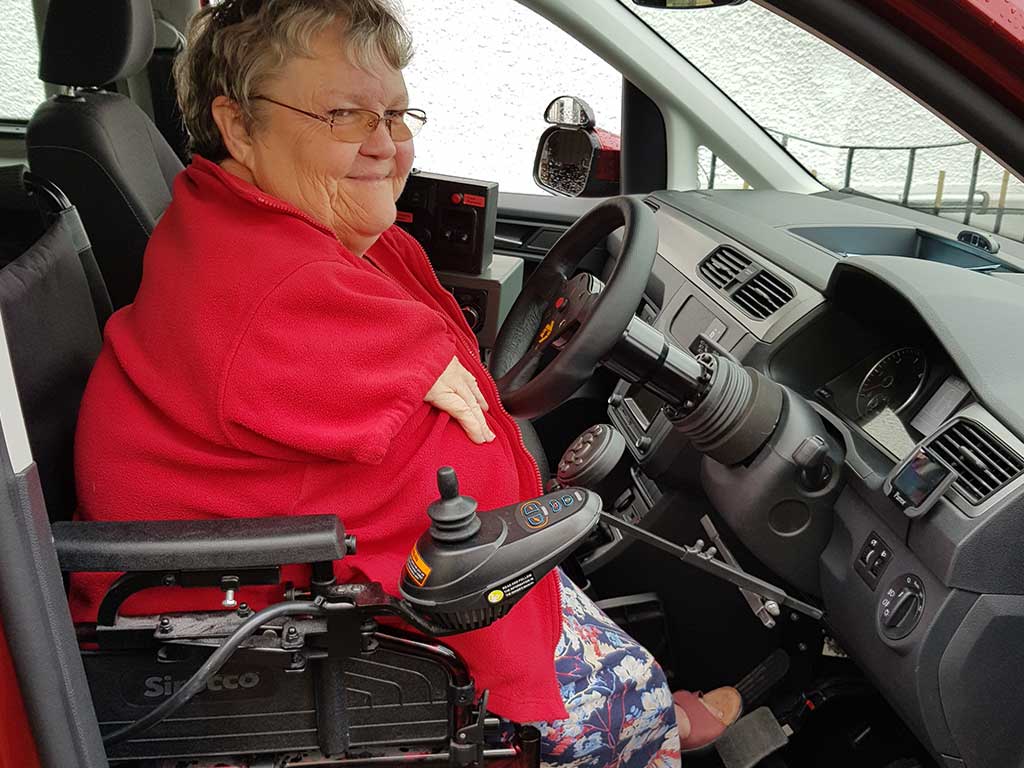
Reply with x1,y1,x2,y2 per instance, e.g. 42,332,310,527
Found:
251,95,427,143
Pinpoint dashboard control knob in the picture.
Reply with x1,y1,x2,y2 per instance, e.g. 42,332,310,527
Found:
793,435,831,490
863,548,880,570
879,573,925,640
460,305,481,331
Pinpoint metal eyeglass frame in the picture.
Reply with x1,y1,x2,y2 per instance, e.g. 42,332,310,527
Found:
251,95,427,142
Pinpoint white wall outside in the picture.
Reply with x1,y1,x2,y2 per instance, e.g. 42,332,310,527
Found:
0,0,44,121
1,0,1020,235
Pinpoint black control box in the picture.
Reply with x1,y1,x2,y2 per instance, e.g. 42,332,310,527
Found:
396,170,497,275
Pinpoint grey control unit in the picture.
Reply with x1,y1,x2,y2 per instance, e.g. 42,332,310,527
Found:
438,254,524,350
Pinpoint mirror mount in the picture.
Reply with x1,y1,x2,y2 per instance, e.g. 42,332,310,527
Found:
534,96,620,197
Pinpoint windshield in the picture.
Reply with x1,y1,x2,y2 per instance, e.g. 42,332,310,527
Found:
621,2,1024,242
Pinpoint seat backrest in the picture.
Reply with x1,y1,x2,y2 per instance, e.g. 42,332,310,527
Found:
0,168,105,522
27,0,183,310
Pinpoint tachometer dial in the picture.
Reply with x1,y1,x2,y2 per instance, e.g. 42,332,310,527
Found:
856,347,928,418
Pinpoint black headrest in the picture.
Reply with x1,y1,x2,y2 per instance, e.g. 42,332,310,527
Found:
39,0,155,87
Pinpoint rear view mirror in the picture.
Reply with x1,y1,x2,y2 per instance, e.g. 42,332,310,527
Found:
534,96,620,197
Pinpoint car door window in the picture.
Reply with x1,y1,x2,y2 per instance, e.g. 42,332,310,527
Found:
626,2,1024,241
0,0,44,121
402,0,622,195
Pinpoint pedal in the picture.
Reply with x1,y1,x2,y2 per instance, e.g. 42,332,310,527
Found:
735,649,790,710
715,707,789,768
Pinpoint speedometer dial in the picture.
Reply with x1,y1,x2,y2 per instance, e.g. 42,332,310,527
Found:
856,347,928,418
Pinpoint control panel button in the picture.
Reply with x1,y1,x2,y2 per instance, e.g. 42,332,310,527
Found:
704,318,727,343
520,501,549,529
855,531,893,589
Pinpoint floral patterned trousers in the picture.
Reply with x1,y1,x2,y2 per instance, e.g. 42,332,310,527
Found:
503,569,681,767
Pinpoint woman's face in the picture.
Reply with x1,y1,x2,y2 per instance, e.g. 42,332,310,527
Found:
237,22,415,253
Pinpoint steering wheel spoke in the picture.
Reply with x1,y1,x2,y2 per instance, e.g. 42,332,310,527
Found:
550,273,603,350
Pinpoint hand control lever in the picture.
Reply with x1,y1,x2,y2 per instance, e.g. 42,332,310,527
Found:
700,515,781,628
598,512,823,620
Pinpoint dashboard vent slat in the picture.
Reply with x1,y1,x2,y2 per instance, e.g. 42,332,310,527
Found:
732,271,795,321
697,247,795,321
698,247,750,290
925,419,1024,505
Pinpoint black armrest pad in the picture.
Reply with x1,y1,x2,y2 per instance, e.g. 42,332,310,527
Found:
51,515,347,572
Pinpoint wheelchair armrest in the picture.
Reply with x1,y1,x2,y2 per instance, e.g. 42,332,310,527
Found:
51,515,349,572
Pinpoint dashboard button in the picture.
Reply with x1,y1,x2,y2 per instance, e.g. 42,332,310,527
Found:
704,318,727,342
856,531,892,589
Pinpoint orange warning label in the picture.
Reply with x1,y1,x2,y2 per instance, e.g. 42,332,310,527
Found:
396,210,414,223
405,544,431,587
463,194,486,208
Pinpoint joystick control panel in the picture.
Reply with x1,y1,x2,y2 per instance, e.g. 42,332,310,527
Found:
400,468,601,633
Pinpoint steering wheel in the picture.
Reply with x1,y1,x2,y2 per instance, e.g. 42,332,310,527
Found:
491,196,658,419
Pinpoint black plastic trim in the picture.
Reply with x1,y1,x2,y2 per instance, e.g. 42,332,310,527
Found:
621,79,667,195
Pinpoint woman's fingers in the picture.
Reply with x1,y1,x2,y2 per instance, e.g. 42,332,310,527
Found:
451,375,492,442
452,390,493,444
468,374,489,411
424,357,496,443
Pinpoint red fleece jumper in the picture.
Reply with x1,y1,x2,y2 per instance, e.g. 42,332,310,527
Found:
71,156,568,723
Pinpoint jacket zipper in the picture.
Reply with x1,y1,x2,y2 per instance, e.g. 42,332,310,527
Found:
398,240,560,649
370,236,545,497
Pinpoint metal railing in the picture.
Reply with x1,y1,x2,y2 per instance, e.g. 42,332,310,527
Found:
704,129,1024,238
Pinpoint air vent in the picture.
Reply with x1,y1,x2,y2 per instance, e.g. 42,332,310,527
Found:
958,230,999,254
698,247,752,290
698,248,795,321
732,270,795,321
926,420,1024,505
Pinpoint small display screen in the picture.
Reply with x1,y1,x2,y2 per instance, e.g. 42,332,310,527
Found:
624,385,665,428
891,450,951,508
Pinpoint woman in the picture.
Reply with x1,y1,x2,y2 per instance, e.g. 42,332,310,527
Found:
71,0,739,763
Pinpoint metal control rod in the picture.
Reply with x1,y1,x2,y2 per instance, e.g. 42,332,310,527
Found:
599,512,824,620
700,515,780,628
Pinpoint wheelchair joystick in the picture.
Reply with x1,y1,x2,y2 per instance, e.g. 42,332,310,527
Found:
427,467,481,542
400,467,602,633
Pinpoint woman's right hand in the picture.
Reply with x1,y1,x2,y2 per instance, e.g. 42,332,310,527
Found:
424,356,496,444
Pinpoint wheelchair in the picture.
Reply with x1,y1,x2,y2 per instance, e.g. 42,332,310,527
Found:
0,166,599,768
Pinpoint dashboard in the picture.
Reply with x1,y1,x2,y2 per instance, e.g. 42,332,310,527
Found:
600,187,1024,768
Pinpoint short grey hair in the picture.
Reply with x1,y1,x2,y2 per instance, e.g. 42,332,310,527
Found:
175,0,414,161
